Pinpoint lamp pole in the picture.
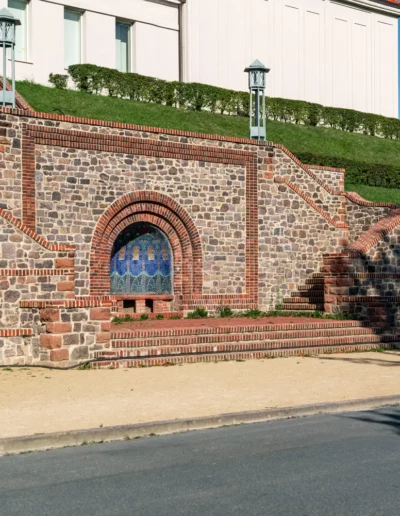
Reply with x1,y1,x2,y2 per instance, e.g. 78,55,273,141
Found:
0,8,20,108
244,60,270,142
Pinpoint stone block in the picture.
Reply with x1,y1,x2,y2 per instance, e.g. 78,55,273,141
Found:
46,322,72,334
55,258,74,269
90,307,110,321
50,349,69,362
40,309,60,322
1,243,16,259
57,281,75,292
71,346,89,360
96,332,110,344
40,334,62,350
63,333,80,346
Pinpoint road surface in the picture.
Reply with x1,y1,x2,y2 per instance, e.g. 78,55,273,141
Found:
1,407,400,515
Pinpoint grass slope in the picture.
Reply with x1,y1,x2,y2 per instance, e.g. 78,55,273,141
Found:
17,81,400,203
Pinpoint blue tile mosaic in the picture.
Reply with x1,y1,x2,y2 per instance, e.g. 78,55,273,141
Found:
110,223,172,295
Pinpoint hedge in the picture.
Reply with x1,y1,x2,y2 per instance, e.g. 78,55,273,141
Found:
296,152,400,188
63,64,400,141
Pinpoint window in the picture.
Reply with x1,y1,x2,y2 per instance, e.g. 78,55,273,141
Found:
116,22,131,73
64,9,81,69
7,0,28,61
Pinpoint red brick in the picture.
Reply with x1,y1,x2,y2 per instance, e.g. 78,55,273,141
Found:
50,349,69,362
57,281,75,292
40,334,62,349
90,307,110,321
46,322,72,334
101,321,111,331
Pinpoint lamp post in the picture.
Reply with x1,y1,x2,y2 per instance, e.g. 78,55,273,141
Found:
244,59,270,141
0,8,20,108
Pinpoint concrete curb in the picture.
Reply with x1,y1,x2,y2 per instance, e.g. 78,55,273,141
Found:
1,394,399,456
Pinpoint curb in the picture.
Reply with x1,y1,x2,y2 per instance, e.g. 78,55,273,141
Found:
1,394,399,456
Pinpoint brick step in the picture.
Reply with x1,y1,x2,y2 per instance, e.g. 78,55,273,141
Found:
291,290,324,298
99,333,399,359
111,320,369,340
281,303,324,311
305,278,324,285
183,304,256,311
111,326,384,349
284,297,324,303
91,342,400,369
297,284,324,292
111,312,184,320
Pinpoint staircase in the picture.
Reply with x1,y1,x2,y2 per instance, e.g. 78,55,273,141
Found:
281,273,325,312
91,320,400,368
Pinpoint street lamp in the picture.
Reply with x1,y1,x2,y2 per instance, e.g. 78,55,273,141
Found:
0,8,20,108
244,59,270,141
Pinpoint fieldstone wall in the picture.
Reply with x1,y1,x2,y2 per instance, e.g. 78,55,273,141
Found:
272,149,344,223
0,108,398,365
0,215,74,328
345,197,395,242
258,170,345,309
0,115,23,220
35,148,247,296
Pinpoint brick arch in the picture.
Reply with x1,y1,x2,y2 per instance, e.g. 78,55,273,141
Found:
90,191,203,297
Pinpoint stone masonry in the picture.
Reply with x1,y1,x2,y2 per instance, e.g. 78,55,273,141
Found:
0,107,398,366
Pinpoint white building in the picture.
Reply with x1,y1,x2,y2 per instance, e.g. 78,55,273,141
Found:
1,0,399,117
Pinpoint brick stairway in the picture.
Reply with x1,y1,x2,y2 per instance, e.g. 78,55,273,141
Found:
281,273,325,312
92,320,400,368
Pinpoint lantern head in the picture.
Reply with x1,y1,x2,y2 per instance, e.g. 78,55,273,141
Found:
0,8,21,48
244,59,270,90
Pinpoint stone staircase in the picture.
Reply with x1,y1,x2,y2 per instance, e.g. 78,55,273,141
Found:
281,273,325,312
91,320,400,368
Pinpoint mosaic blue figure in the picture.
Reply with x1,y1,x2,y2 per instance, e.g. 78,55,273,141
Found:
110,223,173,295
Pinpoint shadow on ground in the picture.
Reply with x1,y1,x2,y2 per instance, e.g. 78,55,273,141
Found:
309,351,400,367
344,408,400,437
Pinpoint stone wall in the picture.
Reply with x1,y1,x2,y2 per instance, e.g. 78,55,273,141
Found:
345,195,396,242
258,166,345,309
35,148,247,296
0,213,75,328
0,107,398,365
324,210,400,328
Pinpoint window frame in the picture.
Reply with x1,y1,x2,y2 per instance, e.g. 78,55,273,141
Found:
64,7,83,70
116,20,133,73
7,0,29,62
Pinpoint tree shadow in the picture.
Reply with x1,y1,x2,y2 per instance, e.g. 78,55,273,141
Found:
309,351,400,367
342,408,400,437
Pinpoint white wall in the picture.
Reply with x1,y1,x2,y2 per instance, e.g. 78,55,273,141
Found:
0,0,179,84
0,0,397,118
186,0,399,117
134,23,179,81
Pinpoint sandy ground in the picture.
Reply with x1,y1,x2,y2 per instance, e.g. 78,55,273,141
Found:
1,351,400,439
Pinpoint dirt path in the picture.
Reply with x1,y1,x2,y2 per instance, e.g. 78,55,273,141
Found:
1,352,399,439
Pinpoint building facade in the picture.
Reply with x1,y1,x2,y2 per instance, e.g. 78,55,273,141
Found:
0,0,399,117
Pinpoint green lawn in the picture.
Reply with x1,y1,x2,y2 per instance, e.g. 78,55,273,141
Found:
16,81,400,204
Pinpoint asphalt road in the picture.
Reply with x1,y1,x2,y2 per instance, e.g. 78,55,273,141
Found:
1,407,400,516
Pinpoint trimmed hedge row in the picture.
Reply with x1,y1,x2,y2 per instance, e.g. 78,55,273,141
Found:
296,152,400,189
48,65,400,188
54,64,400,141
